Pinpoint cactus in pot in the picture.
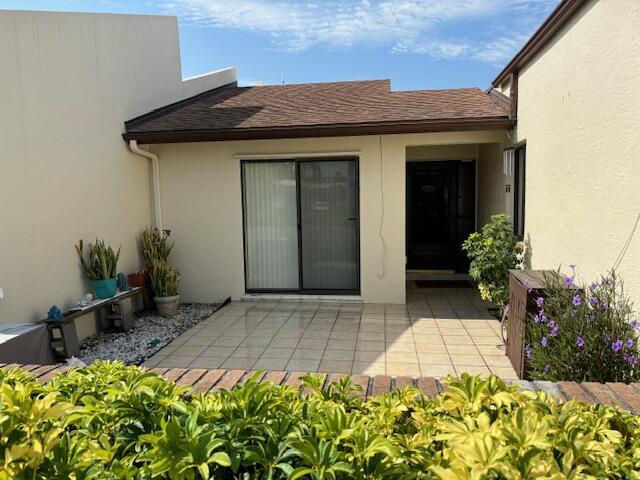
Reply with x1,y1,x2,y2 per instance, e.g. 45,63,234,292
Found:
75,239,121,299
150,260,180,317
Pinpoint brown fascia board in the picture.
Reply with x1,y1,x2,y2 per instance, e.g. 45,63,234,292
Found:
122,117,515,144
492,0,589,86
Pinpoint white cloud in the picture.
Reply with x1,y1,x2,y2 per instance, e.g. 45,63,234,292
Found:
158,0,558,63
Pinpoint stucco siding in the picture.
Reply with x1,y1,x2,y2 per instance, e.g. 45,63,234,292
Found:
153,131,506,304
515,0,640,303
0,10,235,336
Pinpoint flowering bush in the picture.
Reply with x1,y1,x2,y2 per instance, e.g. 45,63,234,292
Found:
2,363,640,478
526,267,640,382
462,214,522,314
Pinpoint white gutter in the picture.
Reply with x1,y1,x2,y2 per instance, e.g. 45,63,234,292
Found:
128,140,163,232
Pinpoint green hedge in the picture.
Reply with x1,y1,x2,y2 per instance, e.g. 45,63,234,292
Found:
1,362,639,479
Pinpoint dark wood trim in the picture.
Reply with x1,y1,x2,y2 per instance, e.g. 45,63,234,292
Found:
123,118,515,144
492,0,590,87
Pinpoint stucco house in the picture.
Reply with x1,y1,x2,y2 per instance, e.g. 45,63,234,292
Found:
1,0,638,340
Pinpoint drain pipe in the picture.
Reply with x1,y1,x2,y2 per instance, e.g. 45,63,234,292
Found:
128,140,163,232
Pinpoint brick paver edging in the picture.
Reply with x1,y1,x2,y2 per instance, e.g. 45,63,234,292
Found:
3,364,640,413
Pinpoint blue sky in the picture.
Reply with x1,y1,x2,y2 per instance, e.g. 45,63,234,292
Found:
1,0,559,90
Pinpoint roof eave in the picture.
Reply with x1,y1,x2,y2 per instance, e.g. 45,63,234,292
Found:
492,0,589,87
122,118,515,144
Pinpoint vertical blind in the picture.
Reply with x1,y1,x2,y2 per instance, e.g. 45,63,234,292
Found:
242,162,299,289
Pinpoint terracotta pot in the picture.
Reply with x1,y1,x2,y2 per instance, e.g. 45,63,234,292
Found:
128,271,150,287
154,295,180,318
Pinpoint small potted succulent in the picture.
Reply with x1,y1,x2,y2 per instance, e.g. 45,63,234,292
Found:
150,260,180,317
75,239,121,299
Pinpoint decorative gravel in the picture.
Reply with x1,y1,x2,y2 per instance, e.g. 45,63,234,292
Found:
78,303,221,366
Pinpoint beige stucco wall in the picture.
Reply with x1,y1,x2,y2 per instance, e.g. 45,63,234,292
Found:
152,130,506,304
515,0,640,304
0,10,235,337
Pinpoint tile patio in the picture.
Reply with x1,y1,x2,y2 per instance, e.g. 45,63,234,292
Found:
143,283,518,379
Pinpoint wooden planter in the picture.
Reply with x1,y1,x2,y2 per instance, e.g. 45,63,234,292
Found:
507,270,551,379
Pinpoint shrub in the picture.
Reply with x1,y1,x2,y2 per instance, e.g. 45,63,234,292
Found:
150,260,180,296
462,214,522,314
142,228,174,266
2,362,640,478
74,238,120,280
525,268,640,383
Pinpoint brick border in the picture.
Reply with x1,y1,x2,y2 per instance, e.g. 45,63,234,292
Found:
2,364,639,413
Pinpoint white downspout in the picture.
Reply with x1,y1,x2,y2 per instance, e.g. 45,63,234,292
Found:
128,140,163,232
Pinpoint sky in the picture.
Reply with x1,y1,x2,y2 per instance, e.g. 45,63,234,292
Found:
0,0,560,91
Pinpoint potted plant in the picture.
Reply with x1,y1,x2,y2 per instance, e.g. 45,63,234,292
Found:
127,270,150,288
150,260,180,317
75,239,121,299
141,228,173,270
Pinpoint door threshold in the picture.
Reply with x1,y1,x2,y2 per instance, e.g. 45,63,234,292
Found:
241,293,363,303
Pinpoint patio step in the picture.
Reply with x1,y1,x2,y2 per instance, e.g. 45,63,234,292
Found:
2,363,639,413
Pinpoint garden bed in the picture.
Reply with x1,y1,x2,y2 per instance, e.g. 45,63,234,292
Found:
77,303,221,365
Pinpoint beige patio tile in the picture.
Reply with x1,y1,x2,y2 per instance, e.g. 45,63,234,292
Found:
253,357,289,371
386,363,421,377
201,346,236,357
472,336,503,346
291,348,324,360
450,355,486,366
415,343,448,353
386,351,418,363
286,358,320,372
222,357,258,370
211,336,244,347
385,342,416,354
411,326,440,335
386,332,414,343
240,336,273,347
230,346,266,358
417,353,451,365
318,360,352,373
446,344,481,355
352,361,385,375
269,337,300,348
326,339,357,350
357,331,384,341
482,355,513,367
356,340,385,352
436,320,463,327
297,338,329,349
142,355,165,368
184,336,215,347
420,364,457,378
156,345,178,355
354,350,385,362
476,345,507,356
455,365,492,377
322,349,355,361
189,356,226,369
157,356,196,368
174,345,208,356
261,347,294,359
488,366,519,379
412,334,444,344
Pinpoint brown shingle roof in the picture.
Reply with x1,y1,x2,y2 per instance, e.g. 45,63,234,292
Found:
124,79,513,143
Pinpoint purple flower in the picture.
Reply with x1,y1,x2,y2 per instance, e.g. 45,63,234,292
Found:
576,336,585,348
524,344,532,358
541,336,548,347
535,297,544,308
564,276,575,287
631,320,640,329
550,325,560,337
612,340,623,352
626,339,634,348
572,294,582,307
588,296,598,306
588,312,596,321
533,312,547,324
590,282,600,291
623,353,638,366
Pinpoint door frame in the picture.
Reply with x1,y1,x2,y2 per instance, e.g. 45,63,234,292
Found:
240,157,361,295
405,160,476,272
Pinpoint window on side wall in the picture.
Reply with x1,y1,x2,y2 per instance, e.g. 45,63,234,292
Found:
513,146,526,238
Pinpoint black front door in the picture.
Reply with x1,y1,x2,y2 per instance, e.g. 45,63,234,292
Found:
406,161,475,272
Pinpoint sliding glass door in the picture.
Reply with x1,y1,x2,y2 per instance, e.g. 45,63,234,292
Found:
242,158,359,294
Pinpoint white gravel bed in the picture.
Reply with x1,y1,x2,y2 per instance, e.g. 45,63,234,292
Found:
78,303,221,365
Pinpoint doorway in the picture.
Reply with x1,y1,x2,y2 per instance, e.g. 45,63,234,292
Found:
241,158,360,294
406,161,475,272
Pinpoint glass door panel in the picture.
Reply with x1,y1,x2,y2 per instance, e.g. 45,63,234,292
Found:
242,161,299,290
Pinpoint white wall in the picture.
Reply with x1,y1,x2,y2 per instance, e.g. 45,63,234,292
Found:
0,10,235,338
152,130,506,305
515,0,640,304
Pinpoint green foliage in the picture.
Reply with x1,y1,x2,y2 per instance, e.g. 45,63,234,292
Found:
75,238,121,280
526,268,640,383
2,362,640,479
151,260,180,297
142,228,174,266
462,214,523,313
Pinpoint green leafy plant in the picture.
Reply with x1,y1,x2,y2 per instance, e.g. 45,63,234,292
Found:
75,238,121,280
142,228,174,266
526,267,640,383
2,362,640,479
150,260,180,297
462,214,523,314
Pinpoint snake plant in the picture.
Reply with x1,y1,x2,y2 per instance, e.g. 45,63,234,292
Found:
75,238,120,280
150,260,180,296
141,227,174,266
